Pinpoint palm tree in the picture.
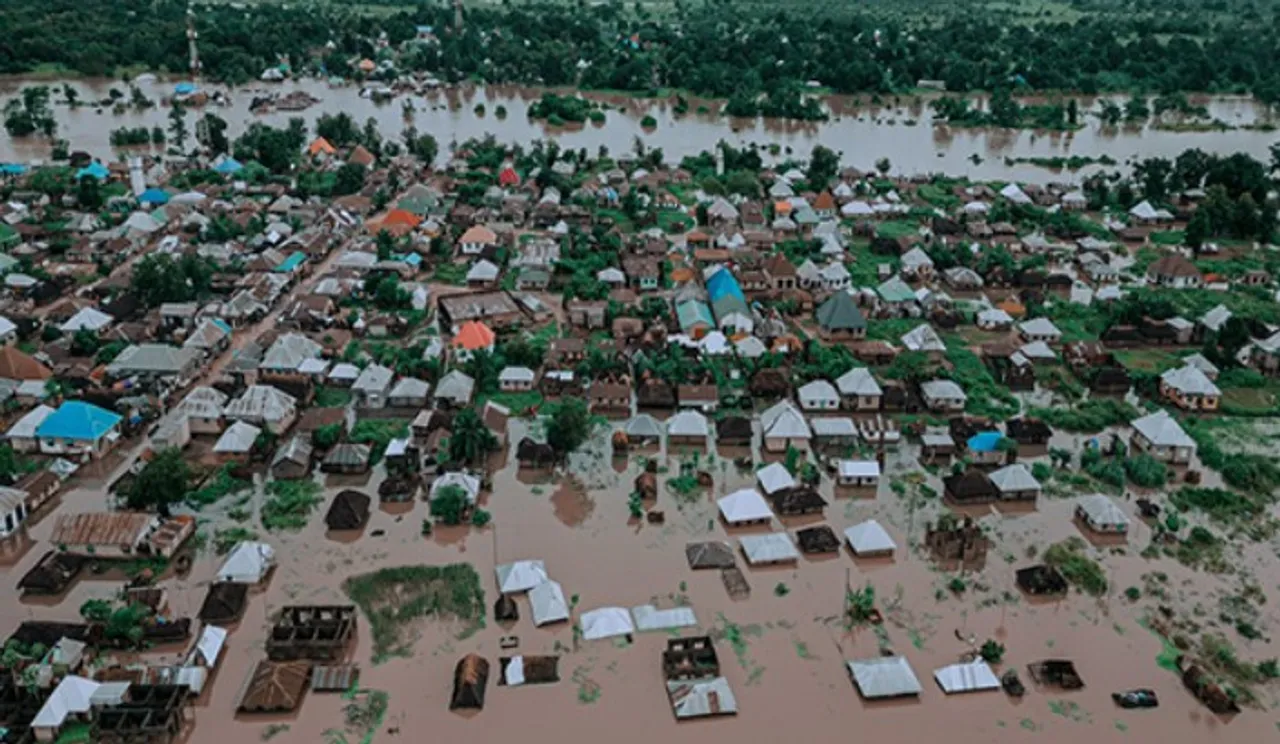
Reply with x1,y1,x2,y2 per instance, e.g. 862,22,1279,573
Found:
448,408,496,466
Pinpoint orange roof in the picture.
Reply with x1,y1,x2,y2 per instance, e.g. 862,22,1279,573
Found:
997,298,1026,317
0,346,51,380
774,200,792,215
358,59,376,72
669,267,694,283
813,191,835,211
308,137,337,156
377,209,423,229
459,225,497,245
452,321,496,351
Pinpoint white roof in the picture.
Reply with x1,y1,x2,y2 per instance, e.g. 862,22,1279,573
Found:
1182,353,1219,376
901,247,934,269
59,307,113,332
1077,494,1129,528
755,462,796,495
1200,304,1232,332
1020,341,1056,360
1000,183,1031,205
353,363,394,392
529,580,570,626
798,379,839,403
934,661,1001,694
839,460,880,478
847,656,922,698
668,677,737,718
297,358,329,375
667,410,709,438
920,379,967,401
389,377,430,399
631,605,698,632
623,414,665,439
0,316,16,338
841,200,874,217
1160,365,1221,396
328,362,360,381
213,420,261,453
499,366,536,383
580,607,636,640
1131,410,1195,448
978,308,1014,326
836,367,882,397
216,541,275,583
195,625,229,667
467,259,500,282
901,323,945,352
495,560,548,593
6,404,54,439
32,675,100,728
760,400,812,440
718,488,772,524
811,417,857,438
739,533,799,564
844,520,896,555
224,384,296,423
1129,200,1158,219
431,471,481,503
597,267,625,283
735,336,767,359
1019,317,1061,337
989,463,1041,493
435,370,475,402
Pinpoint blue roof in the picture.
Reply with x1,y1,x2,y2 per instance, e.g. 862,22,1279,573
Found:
212,319,232,334
394,253,423,267
76,162,109,181
0,164,28,176
214,157,244,174
706,269,744,303
274,251,307,273
967,431,1003,453
36,401,122,442
139,188,170,205
174,82,197,95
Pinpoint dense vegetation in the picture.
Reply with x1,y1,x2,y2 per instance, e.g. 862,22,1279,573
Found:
4,0,1280,107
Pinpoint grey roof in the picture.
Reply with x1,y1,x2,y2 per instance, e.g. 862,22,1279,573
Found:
260,333,323,371
353,364,394,393
435,370,475,402
836,367,882,397
224,385,297,424
1160,365,1221,396
798,379,839,403
988,463,1041,493
667,677,737,718
623,414,665,439
843,519,896,554
1200,304,1232,332
106,344,200,376
760,400,811,439
920,379,967,401
1077,494,1129,528
934,661,1000,694
213,420,261,453
1130,410,1195,448
739,533,800,564
810,417,857,437
389,377,430,399
272,436,313,467
59,307,113,332
499,366,536,384
815,292,867,331
1019,317,1062,337
667,410,709,438
902,324,945,352
846,656,922,698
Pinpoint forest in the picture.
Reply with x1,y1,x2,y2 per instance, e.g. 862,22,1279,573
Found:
3,0,1280,109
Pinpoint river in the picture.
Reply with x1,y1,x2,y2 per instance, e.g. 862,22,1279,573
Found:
0,77,1277,183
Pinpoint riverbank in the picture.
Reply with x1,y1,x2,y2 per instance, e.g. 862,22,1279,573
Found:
3,78,1279,185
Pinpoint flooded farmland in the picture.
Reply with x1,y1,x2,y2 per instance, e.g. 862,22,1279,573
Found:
4,410,1277,744
1,76,1279,184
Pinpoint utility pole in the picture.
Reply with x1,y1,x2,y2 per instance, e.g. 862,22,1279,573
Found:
186,2,201,83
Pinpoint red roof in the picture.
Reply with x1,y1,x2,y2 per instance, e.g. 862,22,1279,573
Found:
499,166,520,187
452,321,496,351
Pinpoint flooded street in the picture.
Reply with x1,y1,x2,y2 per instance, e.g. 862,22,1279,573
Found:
2,410,1275,744
1,77,1278,183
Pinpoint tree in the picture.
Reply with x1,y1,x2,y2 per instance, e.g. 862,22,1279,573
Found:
311,422,343,450
71,328,100,356
196,113,229,155
470,508,492,527
2,87,55,138
430,484,469,525
806,144,840,189
75,175,102,210
546,399,592,458
334,162,366,196
1134,157,1172,202
374,229,396,261
874,157,891,175
463,349,501,394
167,102,189,153
448,408,497,466
1185,208,1209,253
316,112,359,147
124,448,191,516
402,126,438,165
980,639,1005,663
129,253,216,307
79,599,113,623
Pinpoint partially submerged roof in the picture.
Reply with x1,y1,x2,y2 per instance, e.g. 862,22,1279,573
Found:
685,541,735,569
717,488,772,524
667,676,737,719
934,661,1001,694
580,607,636,641
496,560,549,594
847,656,922,699
739,533,799,564
529,580,570,626
632,605,698,632
844,520,896,555
756,462,796,494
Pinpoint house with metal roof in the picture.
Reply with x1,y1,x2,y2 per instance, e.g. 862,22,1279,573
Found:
105,344,202,386
1129,410,1196,463
36,401,123,458
223,385,298,435
815,291,866,340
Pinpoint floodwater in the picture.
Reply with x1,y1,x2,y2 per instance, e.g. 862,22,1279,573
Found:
3,407,1278,744
1,77,1278,184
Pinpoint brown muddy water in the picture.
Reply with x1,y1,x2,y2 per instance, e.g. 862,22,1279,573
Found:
2,413,1278,744
1,77,1278,184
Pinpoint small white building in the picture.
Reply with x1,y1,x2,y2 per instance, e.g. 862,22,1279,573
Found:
920,380,967,412
837,460,880,487
717,489,772,526
844,519,896,557
739,533,799,565
797,380,840,411
1075,494,1130,534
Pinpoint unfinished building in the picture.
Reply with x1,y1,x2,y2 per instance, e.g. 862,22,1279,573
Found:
265,605,357,662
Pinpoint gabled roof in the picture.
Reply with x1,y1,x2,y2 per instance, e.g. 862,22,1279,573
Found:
214,421,261,453
453,321,495,351
816,291,866,331
225,385,297,423
836,367,882,397
353,364,394,393
260,333,323,371
1160,364,1221,396
1131,409,1195,448
59,306,113,333
760,400,811,440
36,401,121,441
0,345,52,380
902,323,945,352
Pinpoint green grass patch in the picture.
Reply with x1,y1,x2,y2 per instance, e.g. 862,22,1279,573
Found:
350,418,410,464
315,386,353,408
874,220,919,240
343,563,485,663
656,209,694,233
1043,537,1107,596
55,722,93,744
1113,349,1181,374
262,480,322,531
213,526,259,555
479,390,544,413
1148,230,1185,246
431,262,468,286
187,464,252,507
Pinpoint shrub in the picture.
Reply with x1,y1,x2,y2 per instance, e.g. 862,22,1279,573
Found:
1124,454,1168,487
